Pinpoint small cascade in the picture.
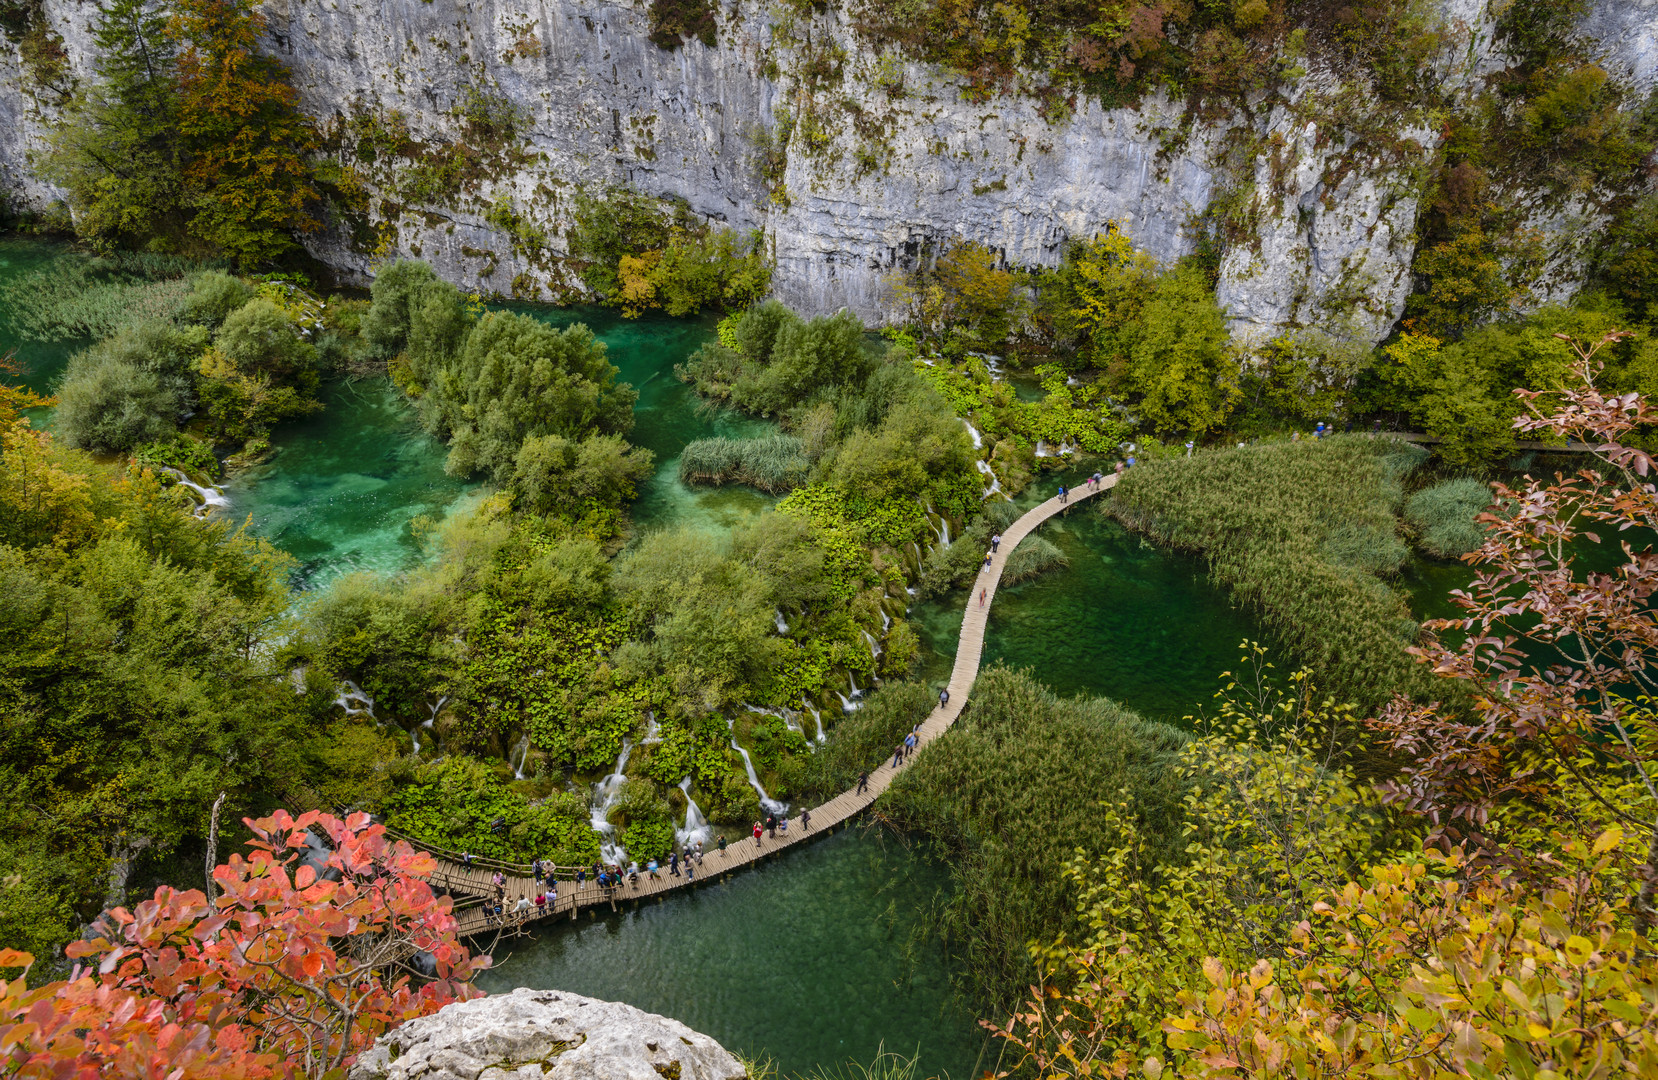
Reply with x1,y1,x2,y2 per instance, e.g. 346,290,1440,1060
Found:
675,776,713,849
588,741,633,865
641,710,662,744
160,467,230,518
835,691,862,713
861,630,882,672
961,419,983,449
848,671,862,699
1035,439,1051,458
881,608,891,632
802,698,826,743
425,695,447,728
744,702,803,737
729,733,788,816
334,679,375,719
410,726,421,755
511,733,531,780
939,516,951,547
774,609,789,635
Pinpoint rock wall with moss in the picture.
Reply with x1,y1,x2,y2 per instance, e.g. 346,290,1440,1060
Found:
1,0,1654,344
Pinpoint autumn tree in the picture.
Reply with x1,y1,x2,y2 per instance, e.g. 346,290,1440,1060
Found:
170,0,318,264
0,810,486,1079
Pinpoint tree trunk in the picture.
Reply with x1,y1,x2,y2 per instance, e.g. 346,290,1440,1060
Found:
105,834,154,911
205,791,227,903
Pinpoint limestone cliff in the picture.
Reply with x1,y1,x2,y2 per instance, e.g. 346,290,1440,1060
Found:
1,0,1654,344
347,987,750,1080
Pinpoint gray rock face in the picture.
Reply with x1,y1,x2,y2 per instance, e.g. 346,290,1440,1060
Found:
0,0,1654,345
348,987,749,1080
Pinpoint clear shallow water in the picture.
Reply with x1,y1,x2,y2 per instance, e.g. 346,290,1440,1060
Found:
0,238,88,416
227,306,774,589
477,826,987,1080
909,481,1265,726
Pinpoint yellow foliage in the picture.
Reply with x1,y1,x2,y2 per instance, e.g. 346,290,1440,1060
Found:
0,419,97,551
617,249,663,318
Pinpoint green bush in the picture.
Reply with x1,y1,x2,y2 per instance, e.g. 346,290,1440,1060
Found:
882,665,1189,1008
512,432,655,514
1405,477,1492,559
53,318,206,452
422,310,637,481
132,432,218,478
180,269,253,327
780,681,934,801
678,434,809,493
1109,436,1438,711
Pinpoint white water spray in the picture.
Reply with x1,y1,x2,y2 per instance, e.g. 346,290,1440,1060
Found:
160,467,230,518
588,741,633,864
676,776,713,849
334,679,375,718
511,733,531,780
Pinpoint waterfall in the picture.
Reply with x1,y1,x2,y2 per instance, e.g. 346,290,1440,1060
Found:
334,679,375,719
774,609,789,634
425,695,447,727
410,727,420,755
511,733,531,780
880,608,891,632
729,735,788,816
861,630,882,672
836,690,863,713
939,517,951,546
641,710,662,744
675,776,713,849
588,740,633,864
1035,439,1051,458
160,467,230,518
803,698,826,744
745,702,802,737
961,419,983,449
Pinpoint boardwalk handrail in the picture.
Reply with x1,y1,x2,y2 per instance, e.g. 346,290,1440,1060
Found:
422,477,1114,936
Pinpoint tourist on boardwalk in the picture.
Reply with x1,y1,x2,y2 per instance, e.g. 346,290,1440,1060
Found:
531,857,542,880
576,866,586,891
549,882,558,909
629,863,639,888
545,866,556,890
857,770,869,794
802,809,811,830
513,894,532,920
979,586,986,607
1058,484,1067,503
647,857,659,879
535,892,547,917
1092,471,1103,488
492,870,505,891
892,744,904,767
694,840,704,863
939,687,949,708
766,814,777,838
461,851,475,867
753,820,763,843
982,552,993,572
904,731,917,758
669,851,680,876
990,533,1001,553
686,859,695,881
718,834,728,855
779,815,789,836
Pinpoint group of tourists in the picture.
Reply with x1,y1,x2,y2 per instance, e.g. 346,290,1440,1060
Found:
750,808,812,845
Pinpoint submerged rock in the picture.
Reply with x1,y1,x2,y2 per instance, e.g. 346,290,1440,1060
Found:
348,987,748,1080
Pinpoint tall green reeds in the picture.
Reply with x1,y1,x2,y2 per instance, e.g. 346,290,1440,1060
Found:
679,434,810,493
881,665,1188,1009
1405,477,1492,559
0,251,215,341
1108,436,1437,710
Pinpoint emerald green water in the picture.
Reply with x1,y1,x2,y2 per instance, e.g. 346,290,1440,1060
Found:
0,238,87,406
477,826,986,1079
226,307,773,589
909,484,1264,726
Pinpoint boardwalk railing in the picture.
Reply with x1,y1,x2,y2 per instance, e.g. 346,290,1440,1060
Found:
422,478,1115,937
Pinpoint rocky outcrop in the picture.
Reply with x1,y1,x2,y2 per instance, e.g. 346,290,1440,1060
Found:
348,987,749,1080
0,0,1653,344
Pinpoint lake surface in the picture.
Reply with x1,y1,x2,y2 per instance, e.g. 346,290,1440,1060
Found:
478,826,988,1080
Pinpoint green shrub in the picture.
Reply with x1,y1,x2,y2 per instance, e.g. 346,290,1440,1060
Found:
511,432,655,513
180,269,253,327
1405,477,1492,559
779,681,934,801
53,319,207,452
1109,436,1438,711
678,434,809,493
648,0,716,49
132,432,218,478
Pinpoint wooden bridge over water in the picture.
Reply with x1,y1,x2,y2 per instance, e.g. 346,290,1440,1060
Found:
424,476,1113,937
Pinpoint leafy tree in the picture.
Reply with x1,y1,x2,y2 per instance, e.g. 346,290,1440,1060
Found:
1110,263,1239,438
170,0,318,264
180,267,253,326
359,259,474,391
43,0,185,252
1,810,486,1079
53,317,209,454
423,311,636,481
510,432,655,516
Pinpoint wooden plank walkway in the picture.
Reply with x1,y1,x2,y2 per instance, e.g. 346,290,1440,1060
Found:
441,477,1116,937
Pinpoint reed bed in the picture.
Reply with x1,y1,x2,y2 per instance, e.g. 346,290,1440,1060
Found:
1404,477,1492,559
678,434,810,493
1108,436,1439,711
882,665,1188,1009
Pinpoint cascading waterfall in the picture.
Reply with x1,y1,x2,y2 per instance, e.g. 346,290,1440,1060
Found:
641,710,662,744
675,776,713,849
802,698,826,743
588,741,633,864
727,725,788,816
961,419,983,449
774,609,789,634
880,608,891,632
744,702,803,737
159,467,230,518
334,679,375,718
861,630,882,676
511,733,531,780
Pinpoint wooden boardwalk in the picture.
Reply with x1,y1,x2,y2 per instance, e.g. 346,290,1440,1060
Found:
442,477,1115,937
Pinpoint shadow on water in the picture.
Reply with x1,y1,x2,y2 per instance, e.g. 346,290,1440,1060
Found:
477,825,989,1080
